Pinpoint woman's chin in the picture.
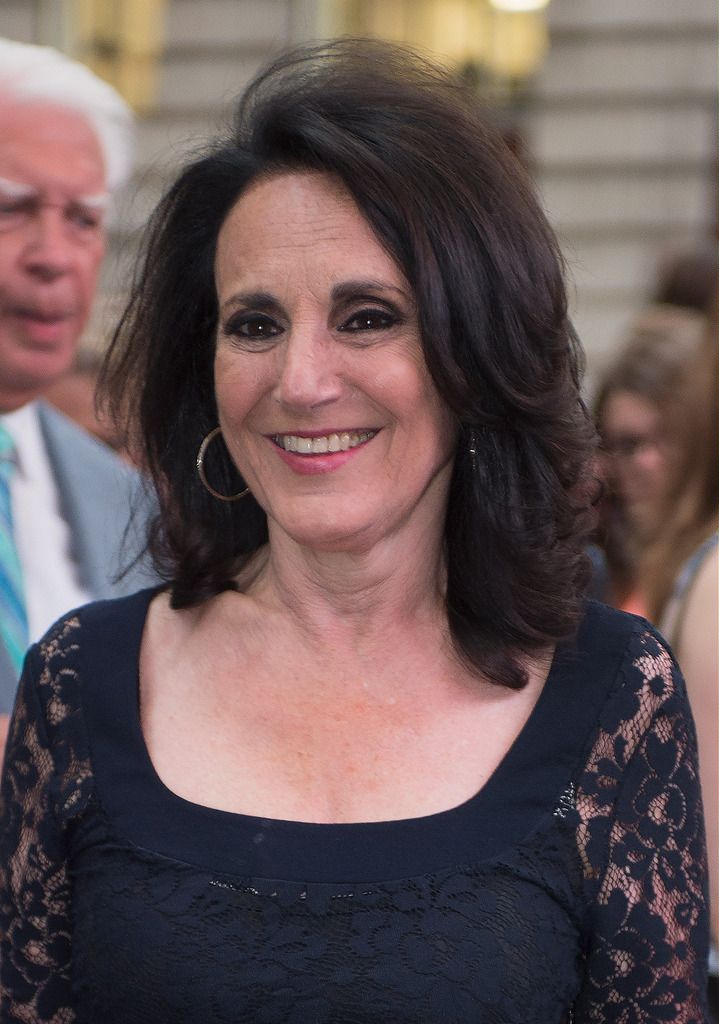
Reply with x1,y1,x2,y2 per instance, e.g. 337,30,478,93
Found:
289,526,377,557
268,507,383,557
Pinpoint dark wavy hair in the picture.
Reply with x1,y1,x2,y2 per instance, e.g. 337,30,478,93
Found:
102,39,597,689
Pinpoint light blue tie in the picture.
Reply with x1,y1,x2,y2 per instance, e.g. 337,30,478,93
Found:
0,424,28,674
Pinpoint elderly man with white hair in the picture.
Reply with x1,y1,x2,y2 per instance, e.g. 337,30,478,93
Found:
0,39,153,732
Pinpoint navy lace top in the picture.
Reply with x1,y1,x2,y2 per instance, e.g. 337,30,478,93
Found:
0,590,709,1023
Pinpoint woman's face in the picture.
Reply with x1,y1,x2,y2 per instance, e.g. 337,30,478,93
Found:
213,171,457,554
600,389,674,526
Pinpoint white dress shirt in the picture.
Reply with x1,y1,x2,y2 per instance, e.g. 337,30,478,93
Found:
1,404,91,642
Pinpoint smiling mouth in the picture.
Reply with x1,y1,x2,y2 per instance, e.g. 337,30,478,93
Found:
272,430,377,454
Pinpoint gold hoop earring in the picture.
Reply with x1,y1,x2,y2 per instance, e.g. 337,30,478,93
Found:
196,427,249,501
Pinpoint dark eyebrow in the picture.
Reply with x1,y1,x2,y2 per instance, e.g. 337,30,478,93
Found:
219,281,413,318
219,291,284,317
330,279,411,304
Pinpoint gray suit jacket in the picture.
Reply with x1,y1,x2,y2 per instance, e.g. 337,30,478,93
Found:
0,402,157,712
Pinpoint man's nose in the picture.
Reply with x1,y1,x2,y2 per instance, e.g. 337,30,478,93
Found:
272,324,344,411
20,207,75,280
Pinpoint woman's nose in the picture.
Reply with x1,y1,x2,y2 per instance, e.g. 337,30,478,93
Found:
272,324,343,411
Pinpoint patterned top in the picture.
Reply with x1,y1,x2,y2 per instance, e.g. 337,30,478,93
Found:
0,590,709,1023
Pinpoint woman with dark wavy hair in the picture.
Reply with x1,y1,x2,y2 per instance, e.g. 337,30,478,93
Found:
0,40,708,1023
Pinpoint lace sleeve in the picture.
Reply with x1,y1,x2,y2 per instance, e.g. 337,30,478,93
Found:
0,619,88,1023
576,627,709,1023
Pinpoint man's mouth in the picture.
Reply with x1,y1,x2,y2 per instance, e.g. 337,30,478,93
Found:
7,305,77,347
14,307,72,324
272,430,377,455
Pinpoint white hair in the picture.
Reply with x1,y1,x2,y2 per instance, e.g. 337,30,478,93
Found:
0,37,134,190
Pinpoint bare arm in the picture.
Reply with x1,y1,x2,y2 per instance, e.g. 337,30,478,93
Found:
676,545,719,947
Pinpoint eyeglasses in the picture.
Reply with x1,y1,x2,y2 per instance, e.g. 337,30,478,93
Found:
0,175,108,242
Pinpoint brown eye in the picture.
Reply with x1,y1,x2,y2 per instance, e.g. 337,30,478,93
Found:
224,314,282,341
339,308,396,332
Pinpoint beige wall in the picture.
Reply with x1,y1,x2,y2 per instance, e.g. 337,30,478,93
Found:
534,0,716,388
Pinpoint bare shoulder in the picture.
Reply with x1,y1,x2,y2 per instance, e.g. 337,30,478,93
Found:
140,590,217,701
676,542,718,696
139,588,263,700
142,589,188,657
684,541,719,613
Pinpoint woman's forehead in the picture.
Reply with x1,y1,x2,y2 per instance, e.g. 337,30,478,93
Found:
214,171,409,297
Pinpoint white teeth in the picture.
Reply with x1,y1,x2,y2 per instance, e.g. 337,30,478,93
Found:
275,430,375,454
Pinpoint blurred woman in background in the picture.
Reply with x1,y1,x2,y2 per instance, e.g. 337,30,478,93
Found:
594,304,709,619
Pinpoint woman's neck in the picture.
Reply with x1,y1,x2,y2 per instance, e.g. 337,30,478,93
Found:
245,519,448,654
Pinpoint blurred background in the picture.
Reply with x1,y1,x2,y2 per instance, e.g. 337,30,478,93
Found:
1,0,715,393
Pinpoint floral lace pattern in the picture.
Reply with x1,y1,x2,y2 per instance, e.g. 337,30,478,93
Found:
1,619,84,1024
0,609,709,1023
575,630,708,1022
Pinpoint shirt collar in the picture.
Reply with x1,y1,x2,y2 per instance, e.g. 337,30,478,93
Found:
0,402,45,480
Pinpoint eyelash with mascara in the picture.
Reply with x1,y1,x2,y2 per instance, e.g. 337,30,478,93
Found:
221,304,403,345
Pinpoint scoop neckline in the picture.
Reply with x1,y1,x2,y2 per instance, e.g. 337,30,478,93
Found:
132,588,561,827
81,588,621,882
